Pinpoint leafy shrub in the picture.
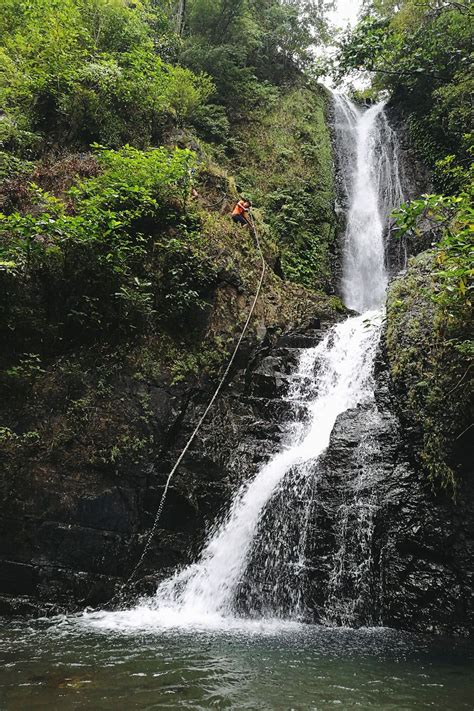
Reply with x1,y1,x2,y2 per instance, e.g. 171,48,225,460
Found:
191,104,231,144
0,0,213,151
393,190,473,324
0,144,216,359
0,152,34,182
159,234,217,319
0,151,36,213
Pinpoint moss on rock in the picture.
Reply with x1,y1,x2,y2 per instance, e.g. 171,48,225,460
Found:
234,83,337,292
386,250,473,489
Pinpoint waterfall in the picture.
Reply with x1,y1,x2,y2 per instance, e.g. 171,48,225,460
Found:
149,311,382,621
90,95,404,628
332,95,404,312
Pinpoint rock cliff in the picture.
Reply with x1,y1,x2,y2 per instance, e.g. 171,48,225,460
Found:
303,341,474,636
0,315,337,616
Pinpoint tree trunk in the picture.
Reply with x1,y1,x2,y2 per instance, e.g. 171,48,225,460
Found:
177,0,186,37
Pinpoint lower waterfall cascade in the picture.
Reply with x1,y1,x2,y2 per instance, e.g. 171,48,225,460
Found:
88,94,406,629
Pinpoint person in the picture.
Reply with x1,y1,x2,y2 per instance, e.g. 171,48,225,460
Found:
231,199,252,228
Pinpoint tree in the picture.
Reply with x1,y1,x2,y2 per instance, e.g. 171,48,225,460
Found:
0,0,212,151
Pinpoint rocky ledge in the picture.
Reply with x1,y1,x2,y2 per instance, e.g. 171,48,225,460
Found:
303,342,474,636
0,317,332,616
1,313,472,637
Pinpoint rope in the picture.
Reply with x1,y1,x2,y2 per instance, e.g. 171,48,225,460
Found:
105,216,266,608
204,191,228,209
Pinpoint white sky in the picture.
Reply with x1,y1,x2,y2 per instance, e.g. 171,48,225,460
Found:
318,0,367,89
328,0,363,30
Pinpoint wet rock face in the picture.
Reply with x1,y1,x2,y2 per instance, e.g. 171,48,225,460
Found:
229,326,473,636
1,316,472,636
0,320,332,615
302,345,474,636
385,104,431,204
384,104,433,275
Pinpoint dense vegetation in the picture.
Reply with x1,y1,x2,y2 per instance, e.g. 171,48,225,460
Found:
0,0,471,487
235,83,337,290
0,0,336,355
0,0,340,473
0,0,330,153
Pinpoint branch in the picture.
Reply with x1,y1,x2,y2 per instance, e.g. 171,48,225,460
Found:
447,363,472,395
415,0,474,17
361,64,444,80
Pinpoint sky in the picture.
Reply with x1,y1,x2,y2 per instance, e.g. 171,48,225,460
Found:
319,0,367,90
328,0,363,30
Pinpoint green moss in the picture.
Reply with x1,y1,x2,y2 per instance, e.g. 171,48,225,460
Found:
234,84,337,291
386,251,472,490
0,79,345,481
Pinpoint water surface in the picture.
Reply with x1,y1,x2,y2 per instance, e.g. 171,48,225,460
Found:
1,617,473,709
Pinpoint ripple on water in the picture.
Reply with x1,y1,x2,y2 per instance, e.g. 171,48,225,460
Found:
1,617,474,710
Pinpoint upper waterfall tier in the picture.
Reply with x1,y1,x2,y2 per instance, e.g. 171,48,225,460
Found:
332,94,404,312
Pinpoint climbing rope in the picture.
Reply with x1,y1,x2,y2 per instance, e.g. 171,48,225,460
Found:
105,216,266,609
204,190,228,210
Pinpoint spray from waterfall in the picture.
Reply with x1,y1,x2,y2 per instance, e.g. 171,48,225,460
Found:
86,94,405,630
149,312,382,620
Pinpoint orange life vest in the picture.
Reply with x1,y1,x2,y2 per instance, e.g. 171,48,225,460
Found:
232,200,248,217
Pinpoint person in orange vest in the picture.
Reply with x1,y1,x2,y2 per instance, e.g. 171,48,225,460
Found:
231,198,252,228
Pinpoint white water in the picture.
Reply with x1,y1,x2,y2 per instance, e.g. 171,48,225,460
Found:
154,312,380,616
85,96,403,631
333,95,403,312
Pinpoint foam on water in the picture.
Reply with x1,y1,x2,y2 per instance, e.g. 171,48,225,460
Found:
80,605,304,635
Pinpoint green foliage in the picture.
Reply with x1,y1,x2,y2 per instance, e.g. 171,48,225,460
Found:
386,250,472,489
159,234,216,317
252,0,333,73
180,0,331,120
390,191,472,488
235,85,337,290
71,144,199,218
0,426,40,449
3,353,45,394
0,144,217,358
337,0,472,192
0,0,213,151
393,190,473,322
0,151,34,182
0,0,335,153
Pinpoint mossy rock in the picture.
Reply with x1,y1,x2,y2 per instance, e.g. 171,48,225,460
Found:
386,250,473,489
234,84,337,292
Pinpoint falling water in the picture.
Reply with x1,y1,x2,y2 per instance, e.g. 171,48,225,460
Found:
146,311,382,623
89,95,404,629
332,95,404,312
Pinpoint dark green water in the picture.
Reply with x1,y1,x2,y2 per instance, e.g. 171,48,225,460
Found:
1,617,473,710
